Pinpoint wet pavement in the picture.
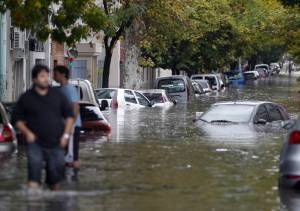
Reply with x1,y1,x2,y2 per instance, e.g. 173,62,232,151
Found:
1,75,300,211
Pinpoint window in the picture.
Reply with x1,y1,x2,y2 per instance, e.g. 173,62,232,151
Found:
204,76,217,86
143,93,164,103
95,89,116,99
124,90,137,104
201,104,255,123
157,79,185,93
135,92,151,107
71,60,88,79
80,105,104,121
266,104,283,122
255,105,269,122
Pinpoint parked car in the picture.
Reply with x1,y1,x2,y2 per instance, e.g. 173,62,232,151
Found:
191,74,223,91
79,102,112,139
141,89,176,108
111,89,152,109
192,80,212,93
195,101,289,125
192,82,204,97
94,88,117,110
224,71,245,85
155,75,195,102
270,63,281,74
278,115,300,188
0,102,16,153
255,64,271,75
255,68,269,78
68,79,99,105
243,71,260,80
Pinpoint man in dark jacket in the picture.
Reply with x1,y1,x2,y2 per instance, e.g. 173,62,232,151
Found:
13,64,74,191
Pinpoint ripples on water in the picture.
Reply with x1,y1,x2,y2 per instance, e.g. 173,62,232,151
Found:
0,75,299,211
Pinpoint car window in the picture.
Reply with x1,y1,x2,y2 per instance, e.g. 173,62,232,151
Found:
244,73,255,80
201,104,255,123
135,92,151,106
95,89,116,99
157,79,185,93
255,105,269,122
204,76,217,86
192,76,203,80
80,105,104,121
143,93,164,103
266,104,283,121
199,81,208,89
125,90,137,104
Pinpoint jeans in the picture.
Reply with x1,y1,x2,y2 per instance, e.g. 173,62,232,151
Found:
27,142,65,186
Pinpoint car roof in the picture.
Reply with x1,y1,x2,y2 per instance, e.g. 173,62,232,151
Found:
140,89,166,93
244,71,258,74
213,101,272,106
156,75,188,80
192,74,217,77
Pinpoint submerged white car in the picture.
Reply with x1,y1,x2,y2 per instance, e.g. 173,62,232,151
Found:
140,89,176,108
111,89,152,109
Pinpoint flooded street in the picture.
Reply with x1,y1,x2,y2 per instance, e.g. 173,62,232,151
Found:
1,75,300,211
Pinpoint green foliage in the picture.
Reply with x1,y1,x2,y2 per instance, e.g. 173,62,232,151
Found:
0,0,107,45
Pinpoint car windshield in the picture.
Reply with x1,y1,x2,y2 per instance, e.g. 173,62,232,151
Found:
143,93,164,103
204,76,217,86
80,105,104,121
95,89,116,99
158,79,185,93
198,81,208,89
200,104,255,123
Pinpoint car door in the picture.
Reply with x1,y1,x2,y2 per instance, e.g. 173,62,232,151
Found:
124,90,140,108
254,104,270,124
265,103,285,124
134,91,152,107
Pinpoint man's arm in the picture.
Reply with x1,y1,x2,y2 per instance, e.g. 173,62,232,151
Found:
73,103,80,119
15,121,36,143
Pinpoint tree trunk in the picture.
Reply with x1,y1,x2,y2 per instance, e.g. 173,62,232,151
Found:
102,48,113,88
171,67,180,75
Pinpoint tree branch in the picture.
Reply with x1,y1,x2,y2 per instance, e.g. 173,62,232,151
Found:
103,0,109,16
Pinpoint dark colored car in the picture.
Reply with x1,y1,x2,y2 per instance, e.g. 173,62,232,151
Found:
79,102,112,140
196,101,289,125
0,102,16,153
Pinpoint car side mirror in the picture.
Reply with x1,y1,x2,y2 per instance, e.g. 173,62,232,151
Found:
256,119,267,125
281,120,296,130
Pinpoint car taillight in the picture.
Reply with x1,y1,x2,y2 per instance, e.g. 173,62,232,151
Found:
289,131,300,144
1,125,14,142
112,99,118,109
285,175,300,180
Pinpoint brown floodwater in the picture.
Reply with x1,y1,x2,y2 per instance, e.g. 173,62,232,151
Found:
0,75,300,211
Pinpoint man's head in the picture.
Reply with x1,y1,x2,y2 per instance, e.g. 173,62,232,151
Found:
32,65,50,89
53,65,70,84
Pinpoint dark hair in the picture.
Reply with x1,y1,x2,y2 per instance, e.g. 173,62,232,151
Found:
53,65,70,79
32,64,50,79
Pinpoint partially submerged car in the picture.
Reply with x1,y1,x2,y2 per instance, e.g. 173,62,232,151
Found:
191,74,223,91
279,116,300,188
192,81,205,97
196,101,289,125
94,88,116,110
155,75,195,102
192,80,212,93
141,89,175,108
0,102,16,153
111,89,153,109
244,71,260,80
79,102,112,140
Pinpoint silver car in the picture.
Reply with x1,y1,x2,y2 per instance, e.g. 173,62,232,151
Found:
280,116,300,188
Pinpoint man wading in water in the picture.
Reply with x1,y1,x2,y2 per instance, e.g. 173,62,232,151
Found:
13,65,74,191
